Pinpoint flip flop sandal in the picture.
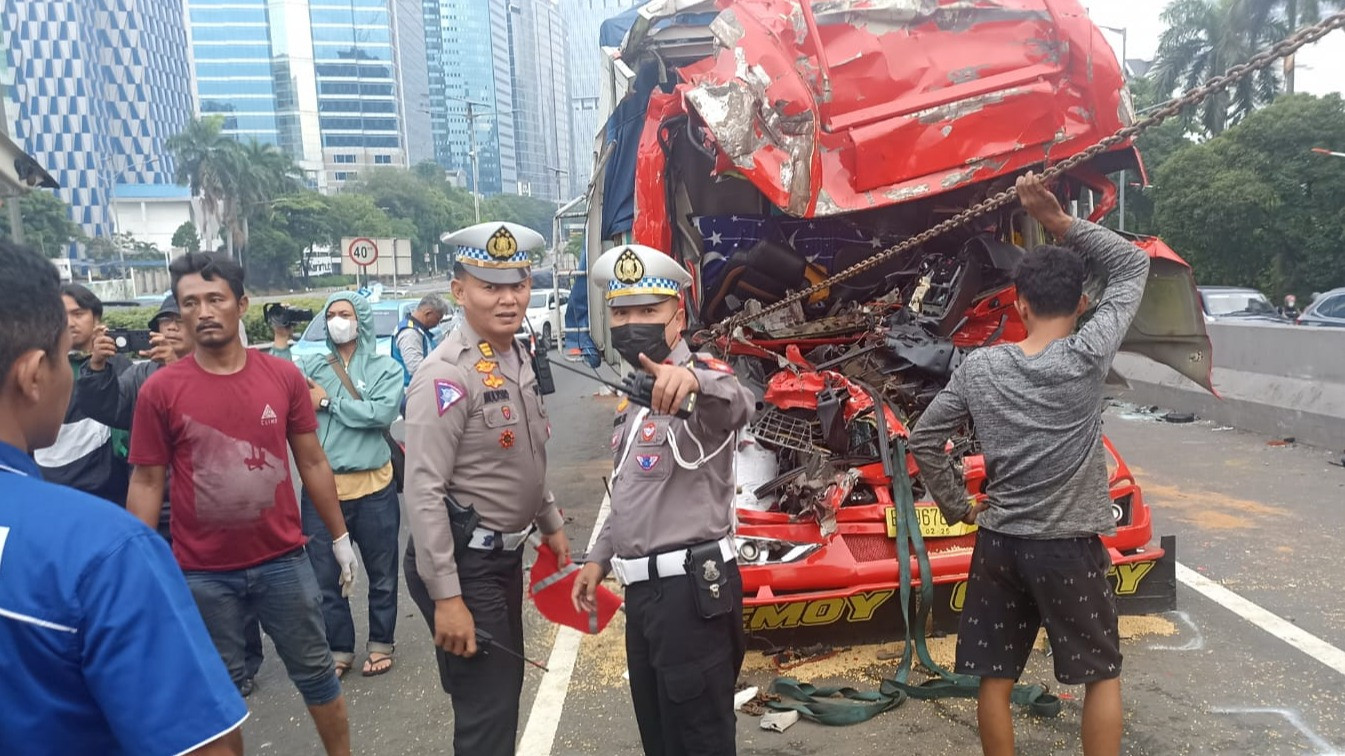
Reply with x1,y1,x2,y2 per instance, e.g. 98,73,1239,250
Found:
334,659,353,679
362,653,394,677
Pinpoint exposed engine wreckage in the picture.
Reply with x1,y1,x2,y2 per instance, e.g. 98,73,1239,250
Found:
583,0,1232,644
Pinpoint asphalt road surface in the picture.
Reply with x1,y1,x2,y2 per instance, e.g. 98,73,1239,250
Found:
243,371,1345,755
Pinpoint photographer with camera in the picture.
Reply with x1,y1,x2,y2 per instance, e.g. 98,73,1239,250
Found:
35,284,132,506
264,302,315,360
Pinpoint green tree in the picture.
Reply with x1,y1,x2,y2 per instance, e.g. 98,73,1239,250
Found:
229,138,301,257
1104,77,1197,233
480,193,558,246
348,167,466,273
1153,93,1345,299
171,221,200,253
271,192,330,285
1240,0,1344,93
166,116,236,256
320,193,398,249
0,190,86,255
1151,0,1286,136
244,215,303,289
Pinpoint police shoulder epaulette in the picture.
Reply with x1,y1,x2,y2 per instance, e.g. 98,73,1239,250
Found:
691,353,734,374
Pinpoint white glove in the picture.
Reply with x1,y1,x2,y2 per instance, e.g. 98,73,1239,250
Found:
332,533,359,598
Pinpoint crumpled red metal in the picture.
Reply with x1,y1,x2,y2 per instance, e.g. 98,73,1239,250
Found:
630,0,1139,255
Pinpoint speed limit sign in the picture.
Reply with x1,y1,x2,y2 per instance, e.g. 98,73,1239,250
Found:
347,237,379,267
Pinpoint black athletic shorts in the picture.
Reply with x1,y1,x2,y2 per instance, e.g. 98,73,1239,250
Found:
954,529,1122,685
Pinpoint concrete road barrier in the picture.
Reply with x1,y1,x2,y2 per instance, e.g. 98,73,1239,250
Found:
1113,322,1345,451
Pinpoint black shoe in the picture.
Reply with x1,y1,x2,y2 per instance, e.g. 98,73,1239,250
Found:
239,678,254,698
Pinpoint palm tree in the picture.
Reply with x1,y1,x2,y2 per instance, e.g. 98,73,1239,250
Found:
1151,0,1286,135
166,116,237,257
1239,0,1344,92
227,139,301,257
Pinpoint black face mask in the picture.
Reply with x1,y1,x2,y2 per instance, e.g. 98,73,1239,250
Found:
611,321,673,368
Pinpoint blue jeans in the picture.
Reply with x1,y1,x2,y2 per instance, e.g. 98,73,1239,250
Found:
301,483,400,663
184,549,341,706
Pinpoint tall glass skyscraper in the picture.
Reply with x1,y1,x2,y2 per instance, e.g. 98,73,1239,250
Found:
190,0,323,182
424,0,516,195
560,0,639,192
187,0,427,190
509,0,570,202
3,0,193,241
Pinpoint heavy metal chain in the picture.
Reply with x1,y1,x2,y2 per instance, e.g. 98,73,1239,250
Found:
710,11,1345,338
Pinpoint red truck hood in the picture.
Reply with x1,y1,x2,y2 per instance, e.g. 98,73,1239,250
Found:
677,0,1137,217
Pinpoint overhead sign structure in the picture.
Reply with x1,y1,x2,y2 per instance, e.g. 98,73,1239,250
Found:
340,237,413,277
346,237,379,267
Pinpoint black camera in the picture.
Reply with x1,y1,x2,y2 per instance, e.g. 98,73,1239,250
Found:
263,303,315,329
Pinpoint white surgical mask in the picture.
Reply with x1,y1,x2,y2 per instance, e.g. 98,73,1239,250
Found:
327,316,357,345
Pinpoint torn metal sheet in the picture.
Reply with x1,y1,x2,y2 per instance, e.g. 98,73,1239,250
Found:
674,0,1137,217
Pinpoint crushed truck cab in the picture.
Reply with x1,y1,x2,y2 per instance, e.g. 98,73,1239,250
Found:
582,0,1209,645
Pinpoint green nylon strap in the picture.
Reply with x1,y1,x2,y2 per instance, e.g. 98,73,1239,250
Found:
767,677,905,725
765,393,1061,725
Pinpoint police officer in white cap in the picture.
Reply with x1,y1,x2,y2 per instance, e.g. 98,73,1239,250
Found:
573,244,755,755
403,221,571,755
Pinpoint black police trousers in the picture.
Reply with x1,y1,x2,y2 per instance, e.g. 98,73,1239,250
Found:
404,539,525,756
624,561,746,756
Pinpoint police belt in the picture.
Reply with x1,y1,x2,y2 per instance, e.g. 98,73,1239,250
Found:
610,535,735,586
467,525,535,552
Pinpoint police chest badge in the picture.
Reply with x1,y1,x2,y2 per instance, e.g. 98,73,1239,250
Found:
499,430,515,449
483,373,505,389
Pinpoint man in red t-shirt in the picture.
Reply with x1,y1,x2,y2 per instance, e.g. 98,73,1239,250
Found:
128,253,356,756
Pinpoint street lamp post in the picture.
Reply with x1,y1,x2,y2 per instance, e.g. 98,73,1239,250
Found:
444,96,511,223
101,155,164,297
1102,25,1128,231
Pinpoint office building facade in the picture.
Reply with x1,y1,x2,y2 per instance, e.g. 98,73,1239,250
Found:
424,0,516,195
3,0,193,243
187,0,426,190
509,0,571,202
560,0,638,192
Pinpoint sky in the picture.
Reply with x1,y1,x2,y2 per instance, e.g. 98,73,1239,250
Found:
1084,0,1345,96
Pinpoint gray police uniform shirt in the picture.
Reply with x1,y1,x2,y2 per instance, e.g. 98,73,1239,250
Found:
404,321,563,600
588,341,755,570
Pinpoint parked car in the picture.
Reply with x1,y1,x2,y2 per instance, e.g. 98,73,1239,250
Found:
518,288,568,346
1197,286,1290,323
289,299,445,358
1296,287,1345,328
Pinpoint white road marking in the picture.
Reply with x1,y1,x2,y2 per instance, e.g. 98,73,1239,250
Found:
519,494,613,756
1211,707,1341,755
1149,610,1205,651
1177,563,1345,677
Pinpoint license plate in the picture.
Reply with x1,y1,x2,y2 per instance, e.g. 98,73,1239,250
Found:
885,506,978,539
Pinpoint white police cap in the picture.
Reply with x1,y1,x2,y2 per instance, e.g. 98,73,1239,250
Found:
592,244,692,307
441,221,545,284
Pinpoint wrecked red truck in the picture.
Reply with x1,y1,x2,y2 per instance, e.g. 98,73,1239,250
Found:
578,0,1212,644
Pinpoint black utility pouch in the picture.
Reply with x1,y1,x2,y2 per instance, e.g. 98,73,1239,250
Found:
684,541,732,619
445,493,480,561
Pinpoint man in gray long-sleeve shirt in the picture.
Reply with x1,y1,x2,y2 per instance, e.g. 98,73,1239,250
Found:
910,173,1148,756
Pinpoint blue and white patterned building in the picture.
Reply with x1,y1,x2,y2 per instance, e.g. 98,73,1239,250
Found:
2,0,193,244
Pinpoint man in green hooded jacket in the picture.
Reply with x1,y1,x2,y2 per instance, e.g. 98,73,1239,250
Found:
294,292,406,678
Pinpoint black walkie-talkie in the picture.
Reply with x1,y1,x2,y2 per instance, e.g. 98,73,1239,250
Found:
529,329,556,396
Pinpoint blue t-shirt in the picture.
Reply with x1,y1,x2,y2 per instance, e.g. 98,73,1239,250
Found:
0,442,247,755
